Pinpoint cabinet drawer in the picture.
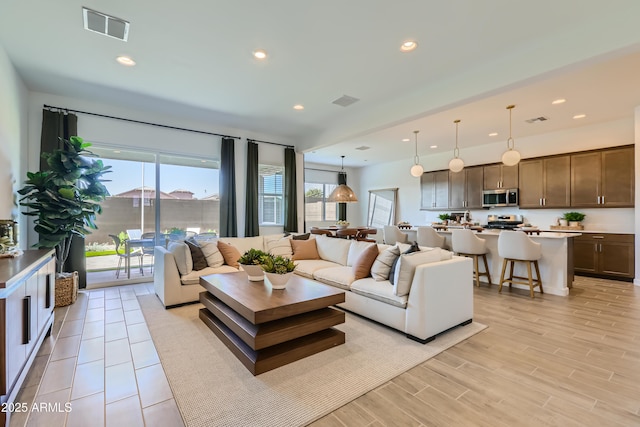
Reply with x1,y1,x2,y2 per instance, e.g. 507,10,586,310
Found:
574,233,633,243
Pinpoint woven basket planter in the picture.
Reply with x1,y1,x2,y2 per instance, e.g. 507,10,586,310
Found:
55,271,78,307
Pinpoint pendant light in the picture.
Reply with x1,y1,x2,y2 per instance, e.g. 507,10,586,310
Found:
327,156,358,203
501,104,521,166
410,130,424,177
448,119,464,173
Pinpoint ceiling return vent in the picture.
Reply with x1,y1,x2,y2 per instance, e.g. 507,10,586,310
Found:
525,116,549,123
82,7,130,41
332,95,360,107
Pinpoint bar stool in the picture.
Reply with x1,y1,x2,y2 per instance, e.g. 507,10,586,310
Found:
383,225,408,245
451,229,491,287
416,226,446,248
497,231,543,298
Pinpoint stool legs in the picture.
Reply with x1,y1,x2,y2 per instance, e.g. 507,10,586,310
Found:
499,258,542,298
460,253,491,287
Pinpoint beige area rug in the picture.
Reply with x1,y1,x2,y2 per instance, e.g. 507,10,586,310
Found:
138,294,486,427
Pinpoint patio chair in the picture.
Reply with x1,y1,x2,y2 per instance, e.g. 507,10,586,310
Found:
141,232,156,274
109,234,143,279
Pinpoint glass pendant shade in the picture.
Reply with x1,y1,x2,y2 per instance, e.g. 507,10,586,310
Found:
448,119,464,173
410,164,424,177
327,184,358,203
501,105,521,166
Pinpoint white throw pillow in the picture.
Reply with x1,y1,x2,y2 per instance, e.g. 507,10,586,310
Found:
198,240,224,268
370,246,401,281
264,234,293,258
392,248,443,297
167,241,193,276
314,235,351,265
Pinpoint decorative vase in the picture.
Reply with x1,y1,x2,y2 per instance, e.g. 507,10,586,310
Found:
559,219,568,226
241,264,264,281
569,221,580,227
336,224,348,230
264,272,293,289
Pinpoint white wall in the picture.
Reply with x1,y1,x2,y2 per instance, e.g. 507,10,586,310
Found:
0,43,28,249
635,106,640,286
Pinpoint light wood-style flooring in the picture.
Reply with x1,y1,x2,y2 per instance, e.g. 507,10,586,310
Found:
10,276,640,426
313,276,640,427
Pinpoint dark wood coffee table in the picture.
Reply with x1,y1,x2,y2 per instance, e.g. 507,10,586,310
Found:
199,271,346,375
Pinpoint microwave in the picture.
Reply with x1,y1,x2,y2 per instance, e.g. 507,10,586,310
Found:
482,189,518,208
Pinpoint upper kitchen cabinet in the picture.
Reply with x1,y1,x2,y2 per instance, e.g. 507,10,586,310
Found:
483,164,518,190
571,146,634,208
420,170,449,210
519,155,571,208
449,166,483,209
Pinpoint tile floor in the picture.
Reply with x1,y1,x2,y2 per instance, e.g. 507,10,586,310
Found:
10,283,185,427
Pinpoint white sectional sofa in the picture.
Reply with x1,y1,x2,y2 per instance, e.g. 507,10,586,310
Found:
154,234,473,343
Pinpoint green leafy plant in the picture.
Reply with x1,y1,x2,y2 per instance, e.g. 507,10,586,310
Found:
18,136,111,274
438,213,451,221
237,248,268,266
563,212,586,222
261,254,296,274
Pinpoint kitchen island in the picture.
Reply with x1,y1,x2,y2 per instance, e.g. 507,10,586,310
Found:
436,229,579,297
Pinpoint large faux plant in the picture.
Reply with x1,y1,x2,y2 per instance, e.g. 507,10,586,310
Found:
18,136,111,274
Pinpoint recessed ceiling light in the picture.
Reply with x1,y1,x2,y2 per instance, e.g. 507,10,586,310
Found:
430,145,438,149
253,49,267,60
400,40,418,52
552,98,566,105
573,114,586,119
293,104,304,110
402,138,410,142
488,132,498,137
113,150,121,153
116,56,135,66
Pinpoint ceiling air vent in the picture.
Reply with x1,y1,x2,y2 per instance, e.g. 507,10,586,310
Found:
332,95,360,107
525,116,549,123
83,7,130,41
355,145,371,151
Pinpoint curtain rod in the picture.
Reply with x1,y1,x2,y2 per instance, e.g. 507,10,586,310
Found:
43,104,241,140
247,138,293,149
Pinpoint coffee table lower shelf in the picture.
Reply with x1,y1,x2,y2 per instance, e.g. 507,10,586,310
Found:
199,309,345,375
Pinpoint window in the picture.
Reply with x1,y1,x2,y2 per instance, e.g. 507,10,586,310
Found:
304,183,338,222
259,165,284,225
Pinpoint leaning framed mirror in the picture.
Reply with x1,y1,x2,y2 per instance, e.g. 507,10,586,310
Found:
367,188,398,228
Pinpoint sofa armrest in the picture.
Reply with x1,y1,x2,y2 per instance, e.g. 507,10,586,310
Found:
154,246,183,307
404,256,473,341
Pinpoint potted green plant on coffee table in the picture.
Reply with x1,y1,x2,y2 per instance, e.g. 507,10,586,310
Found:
261,254,296,289
238,248,268,281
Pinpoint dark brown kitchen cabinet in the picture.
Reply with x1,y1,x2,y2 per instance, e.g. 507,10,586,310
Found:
449,166,483,209
420,170,449,210
483,164,518,190
518,155,571,208
571,146,634,207
573,233,634,281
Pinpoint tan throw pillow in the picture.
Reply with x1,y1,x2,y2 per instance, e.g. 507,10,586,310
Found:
291,238,320,260
217,241,242,268
352,243,379,280
370,246,400,281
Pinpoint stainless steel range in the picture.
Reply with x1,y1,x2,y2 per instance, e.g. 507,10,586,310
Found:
485,214,523,230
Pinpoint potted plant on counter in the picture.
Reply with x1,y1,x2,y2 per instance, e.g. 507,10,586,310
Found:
238,248,268,281
261,254,296,289
562,212,586,227
438,213,451,225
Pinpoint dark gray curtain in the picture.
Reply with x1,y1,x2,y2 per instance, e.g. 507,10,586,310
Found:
244,141,259,237
220,137,238,237
338,172,347,221
40,109,88,288
284,147,298,232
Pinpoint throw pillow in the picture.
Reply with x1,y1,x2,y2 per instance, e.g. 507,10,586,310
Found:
290,238,320,260
197,240,224,268
292,233,310,240
185,240,208,271
264,234,293,257
370,246,400,281
389,242,420,285
217,241,242,268
167,241,193,276
352,243,379,280
392,248,443,297
315,235,351,265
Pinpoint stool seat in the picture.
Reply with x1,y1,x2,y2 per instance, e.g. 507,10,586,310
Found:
416,226,445,248
497,231,543,298
451,229,491,287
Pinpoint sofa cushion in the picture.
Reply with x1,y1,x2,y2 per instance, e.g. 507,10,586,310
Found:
293,259,339,279
347,240,377,266
217,241,242,268
313,266,354,290
291,238,320,260
370,246,400,281
390,242,420,285
352,243,379,280
315,235,351,265
264,234,293,257
219,236,265,254
351,278,408,308
393,248,444,297
197,240,224,268
180,265,239,285
185,240,208,271
167,241,193,276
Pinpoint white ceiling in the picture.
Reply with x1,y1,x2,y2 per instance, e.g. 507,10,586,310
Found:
2,1,640,168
